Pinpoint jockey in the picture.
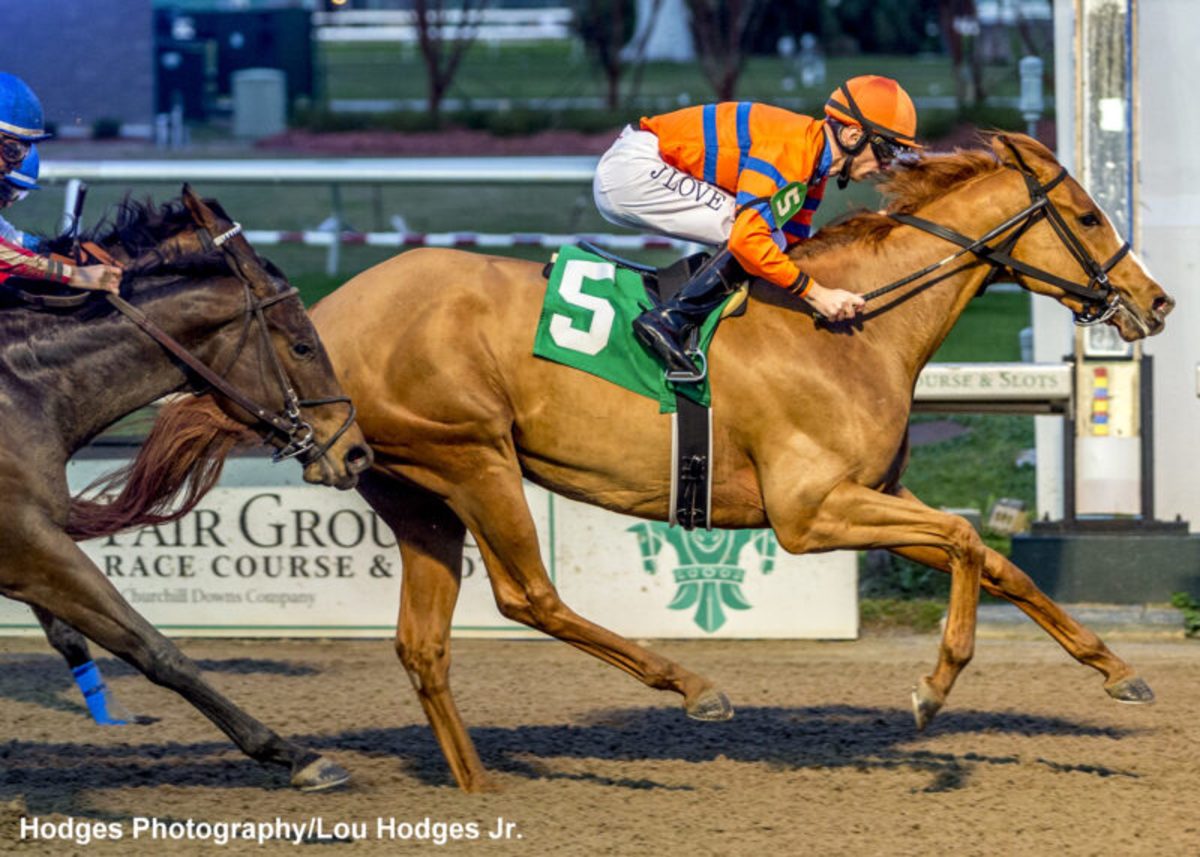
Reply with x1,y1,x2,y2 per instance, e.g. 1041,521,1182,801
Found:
593,75,921,376
0,72,121,293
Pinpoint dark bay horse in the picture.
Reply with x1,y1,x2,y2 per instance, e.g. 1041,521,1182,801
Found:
304,133,1171,792
4,187,371,789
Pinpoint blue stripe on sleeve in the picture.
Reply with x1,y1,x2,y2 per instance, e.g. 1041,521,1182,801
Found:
801,195,822,212
702,105,718,184
736,102,752,171
749,201,778,230
743,157,787,189
784,221,812,239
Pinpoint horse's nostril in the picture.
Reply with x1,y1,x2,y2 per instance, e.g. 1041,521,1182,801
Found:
1152,295,1173,316
346,445,373,472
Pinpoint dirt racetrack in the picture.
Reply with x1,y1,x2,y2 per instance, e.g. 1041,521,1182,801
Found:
1,632,1197,856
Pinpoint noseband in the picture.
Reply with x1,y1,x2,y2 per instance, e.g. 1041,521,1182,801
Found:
106,219,356,466
862,148,1130,325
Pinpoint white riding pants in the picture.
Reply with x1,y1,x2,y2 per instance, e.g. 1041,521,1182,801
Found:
593,126,736,246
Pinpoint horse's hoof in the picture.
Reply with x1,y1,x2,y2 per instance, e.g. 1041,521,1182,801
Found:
911,678,944,731
291,756,350,791
1106,676,1156,705
463,775,504,794
685,687,734,722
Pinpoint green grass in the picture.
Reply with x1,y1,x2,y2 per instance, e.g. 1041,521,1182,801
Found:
859,598,946,633
317,42,1025,106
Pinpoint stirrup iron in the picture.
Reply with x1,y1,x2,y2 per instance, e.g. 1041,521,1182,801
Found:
664,350,707,384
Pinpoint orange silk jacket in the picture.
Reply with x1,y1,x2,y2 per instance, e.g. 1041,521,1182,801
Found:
641,102,832,293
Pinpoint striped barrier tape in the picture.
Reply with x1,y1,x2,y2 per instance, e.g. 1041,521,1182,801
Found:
243,230,689,250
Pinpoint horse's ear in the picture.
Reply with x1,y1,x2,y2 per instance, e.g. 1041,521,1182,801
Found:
991,133,1060,179
181,183,208,223
180,184,279,297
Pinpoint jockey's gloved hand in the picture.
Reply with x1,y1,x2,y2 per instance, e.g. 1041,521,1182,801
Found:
803,281,865,322
70,263,123,294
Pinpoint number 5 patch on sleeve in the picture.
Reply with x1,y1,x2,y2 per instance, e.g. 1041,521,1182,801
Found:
770,181,808,223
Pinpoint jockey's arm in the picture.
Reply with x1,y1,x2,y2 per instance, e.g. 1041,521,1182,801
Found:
727,187,864,322
0,236,122,293
0,234,71,283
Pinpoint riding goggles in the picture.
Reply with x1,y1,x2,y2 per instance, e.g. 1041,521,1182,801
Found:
868,134,909,168
0,135,31,168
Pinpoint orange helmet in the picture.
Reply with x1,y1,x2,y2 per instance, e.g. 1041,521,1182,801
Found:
825,75,920,148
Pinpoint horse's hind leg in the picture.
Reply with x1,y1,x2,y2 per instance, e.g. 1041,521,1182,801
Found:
32,605,137,725
887,488,1151,704
448,462,730,721
3,522,347,790
356,469,496,793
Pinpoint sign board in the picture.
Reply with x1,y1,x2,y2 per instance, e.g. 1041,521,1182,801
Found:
0,457,857,640
913,362,1072,406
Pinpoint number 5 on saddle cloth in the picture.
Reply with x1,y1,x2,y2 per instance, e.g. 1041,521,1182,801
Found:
533,243,748,529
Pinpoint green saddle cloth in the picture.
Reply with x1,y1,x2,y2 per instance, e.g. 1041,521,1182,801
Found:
532,244,731,414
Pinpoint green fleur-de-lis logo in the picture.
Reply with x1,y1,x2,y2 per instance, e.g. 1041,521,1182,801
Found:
628,523,777,633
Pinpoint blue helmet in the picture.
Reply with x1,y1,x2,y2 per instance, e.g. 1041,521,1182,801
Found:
0,72,52,141
6,144,39,190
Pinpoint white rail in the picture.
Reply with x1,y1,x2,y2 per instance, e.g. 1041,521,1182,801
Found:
39,157,600,186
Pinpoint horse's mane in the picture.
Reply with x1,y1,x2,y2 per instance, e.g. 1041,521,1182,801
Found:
792,145,1004,260
41,196,231,279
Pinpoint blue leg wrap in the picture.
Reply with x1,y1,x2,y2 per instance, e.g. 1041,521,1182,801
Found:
71,661,128,725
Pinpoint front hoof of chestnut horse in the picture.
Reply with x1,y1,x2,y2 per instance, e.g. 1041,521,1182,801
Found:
1105,676,1156,705
685,687,734,722
464,774,504,795
291,756,350,791
911,677,944,731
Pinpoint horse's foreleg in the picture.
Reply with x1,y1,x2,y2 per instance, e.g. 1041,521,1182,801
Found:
450,465,731,722
4,523,347,790
357,470,497,793
32,605,137,725
770,480,984,729
886,486,1151,703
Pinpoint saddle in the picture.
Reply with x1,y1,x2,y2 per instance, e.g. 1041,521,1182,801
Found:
539,242,744,531
572,240,749,314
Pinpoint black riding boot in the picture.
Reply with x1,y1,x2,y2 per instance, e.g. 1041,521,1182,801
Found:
632,251,739,380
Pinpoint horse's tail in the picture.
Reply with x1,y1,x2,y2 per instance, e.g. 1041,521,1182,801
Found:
66,396,259,541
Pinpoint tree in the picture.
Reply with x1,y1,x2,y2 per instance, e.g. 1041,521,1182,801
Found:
574,0,637,110
411,0,488,125
685,0,769,101
936,0,985,106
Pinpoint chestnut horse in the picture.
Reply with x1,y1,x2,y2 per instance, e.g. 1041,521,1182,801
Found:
4,188,371,789
305,134,1172,792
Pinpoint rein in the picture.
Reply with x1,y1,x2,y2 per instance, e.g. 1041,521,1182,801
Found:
863,157,1129,326
175,216,356,464
90,212,353,465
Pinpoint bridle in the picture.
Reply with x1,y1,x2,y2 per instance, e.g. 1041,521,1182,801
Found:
865,144,1130,326
103,204,357,465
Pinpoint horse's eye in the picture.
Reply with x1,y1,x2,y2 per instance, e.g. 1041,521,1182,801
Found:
292,342,315,359
1079,212,1101,227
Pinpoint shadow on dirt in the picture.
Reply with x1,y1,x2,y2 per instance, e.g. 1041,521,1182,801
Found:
314,704,1141,792
0,654,317,717
0,701,1143,815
